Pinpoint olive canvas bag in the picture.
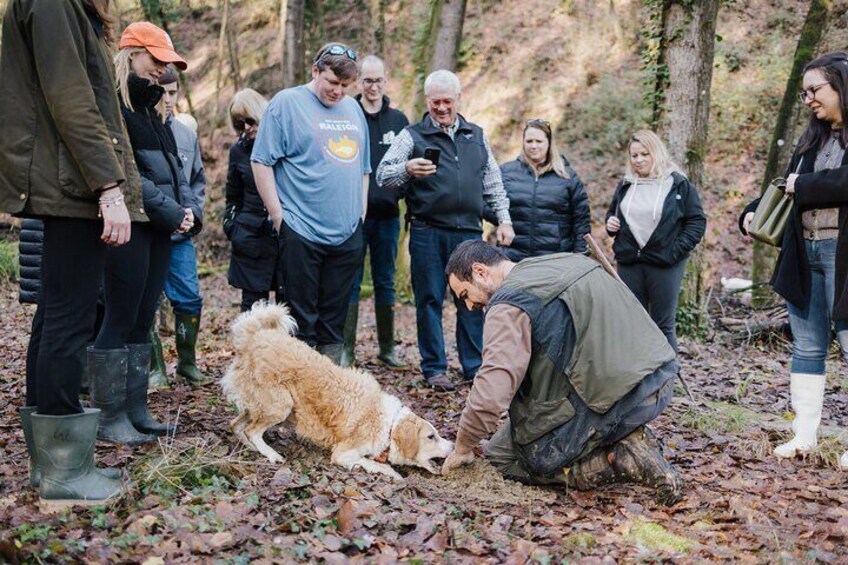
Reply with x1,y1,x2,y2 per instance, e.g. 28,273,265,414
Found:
748,158,802,246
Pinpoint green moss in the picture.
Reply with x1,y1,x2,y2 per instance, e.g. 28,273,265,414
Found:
626,519,693,553
0,240,18,284
561,532,596,551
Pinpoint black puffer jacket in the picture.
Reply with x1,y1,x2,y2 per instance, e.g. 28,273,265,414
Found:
605,172,706,267
121,75,200,235
486,156,590,261
18,218,43,304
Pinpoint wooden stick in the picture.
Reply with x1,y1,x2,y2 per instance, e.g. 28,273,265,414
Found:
583,234,696,402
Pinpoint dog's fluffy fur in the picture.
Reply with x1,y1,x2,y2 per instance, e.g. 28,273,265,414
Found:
221,302,453,479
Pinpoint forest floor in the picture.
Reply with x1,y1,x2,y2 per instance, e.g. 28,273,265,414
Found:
0,272,846,564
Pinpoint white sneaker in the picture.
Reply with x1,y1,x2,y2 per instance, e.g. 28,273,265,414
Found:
774,373,826,459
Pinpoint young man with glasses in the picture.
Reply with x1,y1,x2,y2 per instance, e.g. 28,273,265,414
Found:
340,55,410,369
252,43,370,364
376,70,514,391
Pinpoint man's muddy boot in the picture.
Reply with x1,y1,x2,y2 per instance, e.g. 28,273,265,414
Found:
609,426,683,506
569,448,619,490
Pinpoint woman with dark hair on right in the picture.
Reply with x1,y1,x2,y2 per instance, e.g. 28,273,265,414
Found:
740,51,848,470
223,88,281,312
0,0,143,505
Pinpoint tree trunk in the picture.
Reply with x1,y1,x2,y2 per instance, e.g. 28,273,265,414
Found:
750,0,831,305
410,0,442,118
280,0,305,88
215,0,230,116
655,0,720,333
370,0,388,58
430,0,468,72
227,13,242,92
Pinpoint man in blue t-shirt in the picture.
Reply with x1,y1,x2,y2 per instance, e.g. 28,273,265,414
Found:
252,43,370,363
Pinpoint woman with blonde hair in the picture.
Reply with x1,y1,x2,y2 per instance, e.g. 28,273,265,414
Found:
605,130,706,352
223,88,281,311
88,22,200,446
487,118,590,261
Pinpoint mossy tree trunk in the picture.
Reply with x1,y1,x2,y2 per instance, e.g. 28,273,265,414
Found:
430,0,467,72
279,0,305,89
750,0,831,305
651,0,720,334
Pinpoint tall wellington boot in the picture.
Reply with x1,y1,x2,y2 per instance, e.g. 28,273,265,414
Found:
175,312,206,384
31,408,123,508
148,327,169,390
317,343,344,366
88,347,155,446
340,303,359,368
609,426,683,506
127,344,175,437
376,304,405,369
774,373,826,459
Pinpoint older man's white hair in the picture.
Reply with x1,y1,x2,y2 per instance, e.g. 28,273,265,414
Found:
424,70,461,97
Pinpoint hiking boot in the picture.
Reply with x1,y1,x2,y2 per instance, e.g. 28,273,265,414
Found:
340,303,358,368
175,311,206,385
31,408,123,508
88,347,155,446
127,344,175,437
317,343,345,365
609,426,683,506
569,448,619,491
376,304,406,369
148,326,169,390
424,373,455,392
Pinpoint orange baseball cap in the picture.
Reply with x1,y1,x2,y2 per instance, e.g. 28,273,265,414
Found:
119,22,188,71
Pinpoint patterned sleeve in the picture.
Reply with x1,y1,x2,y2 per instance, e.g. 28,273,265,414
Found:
376,129,414,189
481,134,511,224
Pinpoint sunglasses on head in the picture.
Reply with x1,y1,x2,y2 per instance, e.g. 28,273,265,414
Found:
316,44,358,63
234,117,257,131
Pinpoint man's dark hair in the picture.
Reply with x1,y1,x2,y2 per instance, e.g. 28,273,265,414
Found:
312,43,359,82
158,64,179,86
445,240,508,282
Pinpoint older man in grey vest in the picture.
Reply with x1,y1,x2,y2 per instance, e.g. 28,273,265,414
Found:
441,240,683,506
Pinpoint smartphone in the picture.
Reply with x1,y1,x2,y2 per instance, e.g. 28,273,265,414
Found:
424,147,441,167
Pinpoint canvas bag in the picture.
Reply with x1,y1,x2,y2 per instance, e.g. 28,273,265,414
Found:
748,159,802,246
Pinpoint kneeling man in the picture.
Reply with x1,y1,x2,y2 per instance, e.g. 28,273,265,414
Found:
441,241,682,505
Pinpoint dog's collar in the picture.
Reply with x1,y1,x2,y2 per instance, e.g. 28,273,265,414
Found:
374,447,390,463
376,406,407,464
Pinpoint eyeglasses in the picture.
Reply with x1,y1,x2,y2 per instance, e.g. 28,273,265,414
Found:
316,44,358,63
526,118,550,128
233,117,257,131
362,77,385,86
799,81,830,103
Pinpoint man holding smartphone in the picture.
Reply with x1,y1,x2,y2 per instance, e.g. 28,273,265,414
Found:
377,70,514,391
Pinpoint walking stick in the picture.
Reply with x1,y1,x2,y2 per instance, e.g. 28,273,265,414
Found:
583,234,696,402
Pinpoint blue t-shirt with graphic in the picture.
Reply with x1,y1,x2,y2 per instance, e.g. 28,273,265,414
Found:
251,85,371,245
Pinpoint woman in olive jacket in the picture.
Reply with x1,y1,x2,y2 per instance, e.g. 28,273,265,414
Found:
87,22,199,446
223,89,281,312
0,0,144,504
488,119,590,262
606,130,706,353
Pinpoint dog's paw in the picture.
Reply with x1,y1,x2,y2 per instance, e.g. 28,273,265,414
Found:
266,453,285,464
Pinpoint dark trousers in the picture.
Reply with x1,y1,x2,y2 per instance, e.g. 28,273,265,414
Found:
349,217,400,306
617,259,688,352
240,289,282,313
408,224,483,379
29,218,106,414
95,223,172,348
278,222,363,347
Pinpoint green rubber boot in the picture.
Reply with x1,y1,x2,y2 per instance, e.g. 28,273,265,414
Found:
127,344,175,437
31,408,124,508
148,327,169,390
317,343,345,366
340,303,359,368
375,304,406,369
175,311,206,385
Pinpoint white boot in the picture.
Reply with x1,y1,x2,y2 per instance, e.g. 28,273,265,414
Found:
774,373,826,459
840,450,847,470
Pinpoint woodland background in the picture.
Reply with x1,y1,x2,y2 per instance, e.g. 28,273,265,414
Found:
0,0,847,563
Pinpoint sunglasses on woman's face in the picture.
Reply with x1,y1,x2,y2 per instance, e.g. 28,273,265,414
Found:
234,117,257,131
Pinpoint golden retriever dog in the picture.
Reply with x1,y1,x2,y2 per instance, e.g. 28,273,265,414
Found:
221,302,453,480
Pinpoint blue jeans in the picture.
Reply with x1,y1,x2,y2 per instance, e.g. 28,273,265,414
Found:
409,224,483,379
787,238,848,374
164,238,203,315
349,217,400,306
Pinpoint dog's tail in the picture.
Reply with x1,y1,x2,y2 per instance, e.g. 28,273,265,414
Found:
229,301,298,354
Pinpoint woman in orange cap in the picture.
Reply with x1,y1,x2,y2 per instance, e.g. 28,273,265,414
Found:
87,21,200,446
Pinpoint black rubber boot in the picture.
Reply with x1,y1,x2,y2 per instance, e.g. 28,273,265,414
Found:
317,343,345,366
31,408,123,508
340,303,358,368
375,304,406,369
88,347,155,445
609,426,683,506
148,326,169,390
127,344,175,437
175,311,206,384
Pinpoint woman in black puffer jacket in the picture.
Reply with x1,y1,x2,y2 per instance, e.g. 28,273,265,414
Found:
223,89,280,312
487,119,590,261
88,22,200,446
